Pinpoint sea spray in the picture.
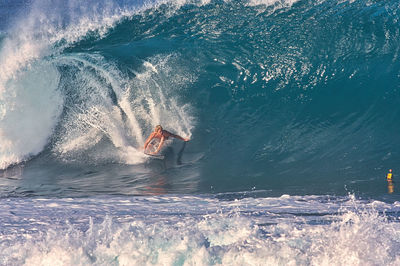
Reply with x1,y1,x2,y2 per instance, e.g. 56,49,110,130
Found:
52,53,195,165
1,195,399,265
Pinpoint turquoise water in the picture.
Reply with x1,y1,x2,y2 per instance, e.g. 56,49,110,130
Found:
1,0,400,264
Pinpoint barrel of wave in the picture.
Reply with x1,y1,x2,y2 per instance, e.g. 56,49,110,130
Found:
0,61,63,169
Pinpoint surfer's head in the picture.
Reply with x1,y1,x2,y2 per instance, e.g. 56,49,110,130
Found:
155,125,163,132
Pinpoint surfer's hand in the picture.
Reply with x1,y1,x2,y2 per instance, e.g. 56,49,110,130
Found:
184,138,190,142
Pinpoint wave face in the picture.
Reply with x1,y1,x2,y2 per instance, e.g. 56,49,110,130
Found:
1,0,400,196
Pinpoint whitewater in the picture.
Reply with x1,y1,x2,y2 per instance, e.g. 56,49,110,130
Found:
1,0,400,265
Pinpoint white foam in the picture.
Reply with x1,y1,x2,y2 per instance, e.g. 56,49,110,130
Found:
0,195,399,265
52,54,137,162
246,0,299,7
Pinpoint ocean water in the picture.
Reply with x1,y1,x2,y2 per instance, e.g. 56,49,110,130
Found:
1,0,400,265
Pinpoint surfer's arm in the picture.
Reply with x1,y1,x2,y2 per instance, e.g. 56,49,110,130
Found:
154,136,165,154
143,132,155,150
167,131,190,142
172,134,190,142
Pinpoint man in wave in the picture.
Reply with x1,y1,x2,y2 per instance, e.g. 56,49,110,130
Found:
143,125,189,155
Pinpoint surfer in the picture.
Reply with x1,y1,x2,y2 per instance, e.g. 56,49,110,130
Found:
387,169,393,181
143,125,189,155
387,169,394,194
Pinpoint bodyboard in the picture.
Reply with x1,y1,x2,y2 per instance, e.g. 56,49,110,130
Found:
144,152,165,160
